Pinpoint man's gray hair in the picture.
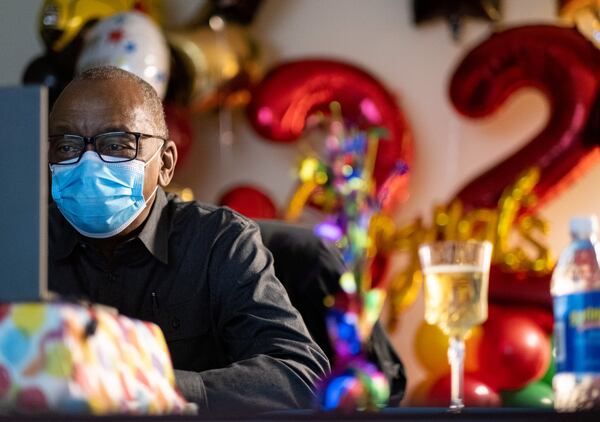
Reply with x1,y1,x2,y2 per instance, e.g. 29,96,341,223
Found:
72,66,169,139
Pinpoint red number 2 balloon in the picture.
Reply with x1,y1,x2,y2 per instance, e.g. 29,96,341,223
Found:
450,25,600,214
447,25,600,308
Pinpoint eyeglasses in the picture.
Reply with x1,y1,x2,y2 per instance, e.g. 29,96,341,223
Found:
48,131,167,165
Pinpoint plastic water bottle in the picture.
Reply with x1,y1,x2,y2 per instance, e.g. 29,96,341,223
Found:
551,216,600,411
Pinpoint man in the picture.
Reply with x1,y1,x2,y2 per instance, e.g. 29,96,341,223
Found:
47,66,329,413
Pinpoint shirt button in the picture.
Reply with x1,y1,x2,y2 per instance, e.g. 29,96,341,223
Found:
171,318,180,330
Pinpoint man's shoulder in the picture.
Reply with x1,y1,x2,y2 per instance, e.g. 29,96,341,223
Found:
166,195,255,235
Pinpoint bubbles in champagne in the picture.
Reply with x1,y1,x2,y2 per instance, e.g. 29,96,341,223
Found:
423,265,489,338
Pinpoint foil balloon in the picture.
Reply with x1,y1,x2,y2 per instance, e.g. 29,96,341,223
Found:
76,11,170,98
39,0,162,53
377,162,410,214
163,102,193,167
559,0,600,49
247,59,413,204
488,266,552,309
449,25,600,216
218,185,277,219
167,23,263,111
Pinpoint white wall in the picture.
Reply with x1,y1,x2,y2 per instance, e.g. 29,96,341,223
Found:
3,0,600,401
0,0,44,86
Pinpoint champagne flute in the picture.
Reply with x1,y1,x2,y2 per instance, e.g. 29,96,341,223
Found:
418,241,492,411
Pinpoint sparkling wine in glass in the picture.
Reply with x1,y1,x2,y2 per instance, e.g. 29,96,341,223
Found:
419,241,492,410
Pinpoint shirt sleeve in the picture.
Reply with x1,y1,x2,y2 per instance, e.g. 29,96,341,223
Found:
175,216,330,413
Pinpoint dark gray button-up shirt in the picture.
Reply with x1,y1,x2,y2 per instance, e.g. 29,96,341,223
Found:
48,188,329,413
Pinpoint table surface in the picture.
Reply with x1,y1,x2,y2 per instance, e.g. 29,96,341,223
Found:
1,408,600,421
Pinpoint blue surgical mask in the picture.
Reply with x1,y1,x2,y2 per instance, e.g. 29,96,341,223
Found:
50,147,162,238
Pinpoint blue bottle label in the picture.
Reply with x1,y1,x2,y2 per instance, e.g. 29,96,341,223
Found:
553,291,600,373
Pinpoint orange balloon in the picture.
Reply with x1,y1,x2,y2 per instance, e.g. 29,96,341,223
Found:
414,321,483,376
414,322,449,376
465,325,483,373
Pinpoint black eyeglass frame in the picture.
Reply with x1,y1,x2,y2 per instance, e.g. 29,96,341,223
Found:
48,131,168,165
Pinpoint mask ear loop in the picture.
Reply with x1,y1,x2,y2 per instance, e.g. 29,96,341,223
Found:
144,140,166,204
143,140,165,168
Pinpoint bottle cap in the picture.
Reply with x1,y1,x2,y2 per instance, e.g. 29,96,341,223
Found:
570,215,599,238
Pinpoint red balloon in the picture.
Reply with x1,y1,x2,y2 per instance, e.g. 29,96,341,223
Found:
449,25,600,215
477,314,551,390
246,59,413,213
427,372,501,407
164,102,193,167
488,303,554,337
218,185,277,219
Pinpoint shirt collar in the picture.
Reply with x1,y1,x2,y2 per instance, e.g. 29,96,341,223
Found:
50,187,170,264
137,187,170,264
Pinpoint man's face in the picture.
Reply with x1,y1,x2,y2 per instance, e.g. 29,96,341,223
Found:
49,78,169,238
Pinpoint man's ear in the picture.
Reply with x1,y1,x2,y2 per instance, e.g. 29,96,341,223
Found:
158,140,178,187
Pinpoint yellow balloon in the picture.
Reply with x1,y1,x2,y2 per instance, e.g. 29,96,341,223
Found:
12,303,46,335
39,0,163,52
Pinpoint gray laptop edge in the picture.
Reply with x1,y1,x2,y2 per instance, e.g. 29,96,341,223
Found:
0,85,48,301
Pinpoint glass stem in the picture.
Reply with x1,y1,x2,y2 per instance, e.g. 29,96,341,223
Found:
448,335,465,411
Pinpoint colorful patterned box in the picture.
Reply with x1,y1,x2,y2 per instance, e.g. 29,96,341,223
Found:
0,302,190,414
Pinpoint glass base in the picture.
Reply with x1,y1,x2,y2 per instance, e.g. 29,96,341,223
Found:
449,401,464,413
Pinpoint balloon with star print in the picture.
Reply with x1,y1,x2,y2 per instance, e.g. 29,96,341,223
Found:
76,11,170,99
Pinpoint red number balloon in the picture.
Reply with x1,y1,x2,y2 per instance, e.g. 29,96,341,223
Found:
449,25,600,214
246,59,413,197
